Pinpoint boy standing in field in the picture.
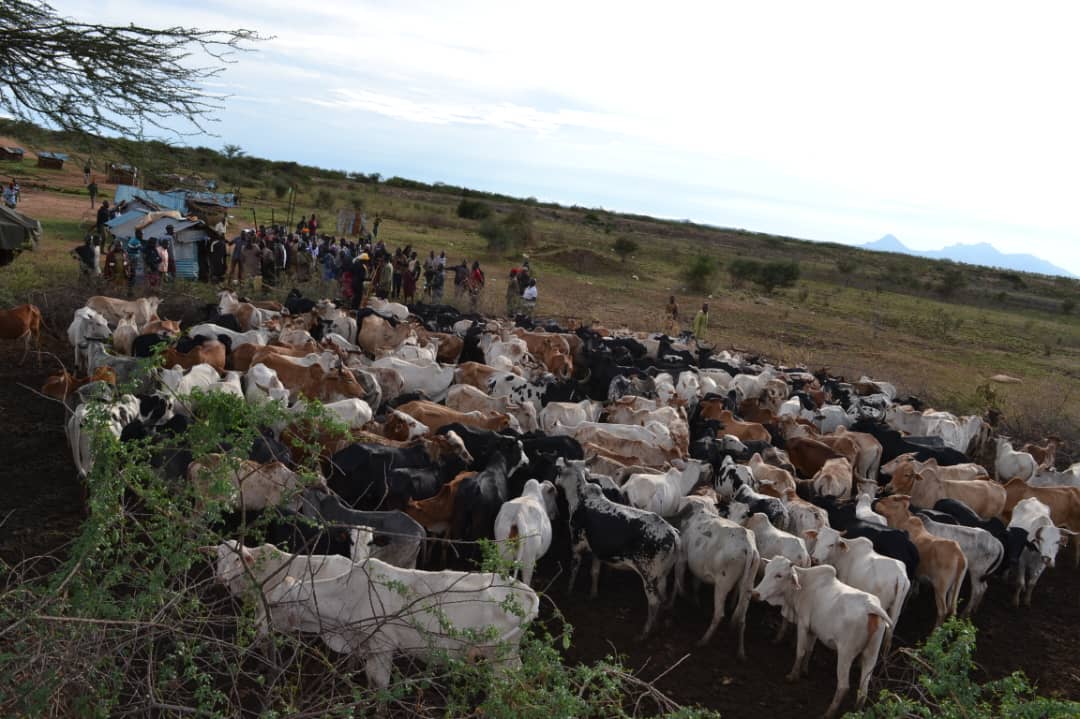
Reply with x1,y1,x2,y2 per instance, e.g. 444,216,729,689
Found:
692,302,709,340
88,178,98,207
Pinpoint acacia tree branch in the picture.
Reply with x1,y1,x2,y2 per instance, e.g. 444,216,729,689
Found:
0,0,267,140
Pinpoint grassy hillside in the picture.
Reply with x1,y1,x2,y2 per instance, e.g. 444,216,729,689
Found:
1,119,1077,456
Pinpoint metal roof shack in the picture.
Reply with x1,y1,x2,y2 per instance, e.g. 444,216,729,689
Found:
0,147,25,162
36,151,68,169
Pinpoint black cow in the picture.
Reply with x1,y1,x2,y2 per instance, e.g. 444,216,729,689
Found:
297,489,425,569
263,508,360,557
285,289,317,316
450,448,525,547
852,420,971,467
132,332,171,358
328,439,468,510
822,505,920,580
556,458,679,638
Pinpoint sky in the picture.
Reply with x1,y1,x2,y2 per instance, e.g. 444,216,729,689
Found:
51,1,1080,275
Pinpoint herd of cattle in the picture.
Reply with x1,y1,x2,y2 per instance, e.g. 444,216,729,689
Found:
14,287,1079,717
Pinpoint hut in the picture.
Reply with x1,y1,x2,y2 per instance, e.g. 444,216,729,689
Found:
36,151,68,170
108,163,138,184
139,216,210,280
0,147,25,162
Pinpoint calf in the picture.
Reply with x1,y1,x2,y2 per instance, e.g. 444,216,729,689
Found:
807,526,910,655
0,303,42,365
752,556,891,718
622,460,711,518
672,497,759,658
875,495,967,627
493,478,558,585
395,399,512,434
744,512,810,571
1001,477,1080,566
556,459,680,638
995,437,1038,482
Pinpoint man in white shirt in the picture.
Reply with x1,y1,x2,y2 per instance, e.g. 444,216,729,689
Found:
522,278,537,315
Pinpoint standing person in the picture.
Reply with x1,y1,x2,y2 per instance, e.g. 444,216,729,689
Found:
87,177,98,207
209,234,227,282
350,253,368,310
431,262,445,302
373,214,382,239
468,261,485,312
423,250,436,299
143,238,164,291
125,235,142,294
260,241,276,289
665,295,680,336
308,213,318,237
391,248,404,299
83,160,92,184
692,302,709,341
163,229,177,282
103,240,129,291
240,237,262,289
453,260,469,300
521,278,537,316
506,269,520,316
95,200,111,241
403,251,418,304
376,255,393,299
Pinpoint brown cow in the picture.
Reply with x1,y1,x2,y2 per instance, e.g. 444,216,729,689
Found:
41,366,117,399
1022,437,1062,470
698,405,770,443
886,461,1006,520
512,328,574,379
164,340,227,374
395,399,511,434
786,436,845,479
415,328,465,364
0,303,42,365
255,353,372,404
454,361,511,390
139,319,181,336
1001,477,1080,565
231,341,323,372
405,470,476,563
876,495,968,627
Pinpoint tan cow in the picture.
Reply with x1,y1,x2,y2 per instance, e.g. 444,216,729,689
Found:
811,457,854,498
886,462,1006,519
188,455,326,512
231,341,323,372
85,296,161,327
454,361,514,390
254,353,374,404
786,436,845,479
139,318,181,336
698,405,770,443
415,328,465,364
357,313,413,356
875,495,968,627
394,399,511,434
41,366,116,399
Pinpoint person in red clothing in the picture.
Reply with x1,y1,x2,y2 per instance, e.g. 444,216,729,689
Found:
467,261,485,311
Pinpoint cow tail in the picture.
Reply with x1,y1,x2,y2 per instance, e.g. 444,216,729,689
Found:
735,545,760,624
950,555,968,616
983,540,1005,582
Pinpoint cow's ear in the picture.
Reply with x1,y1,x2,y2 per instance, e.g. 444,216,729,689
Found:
838,542,849,553
1059,526,1079,537
803,530,817,540
241,546,255,567
790,566,801,590
556,457,566,469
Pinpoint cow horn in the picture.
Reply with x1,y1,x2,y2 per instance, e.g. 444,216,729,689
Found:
576,367,592,385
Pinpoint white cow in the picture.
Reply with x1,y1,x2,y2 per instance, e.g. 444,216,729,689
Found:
218,290,280,330
257,557,540,689
811,457,854,499
84,295,160,328
855,493,886,526
672,497,759,658
366,297,410,322
995,437,1038,482
493,479,558,586
244,363,290,406
66,395,140,477
210,535,374,599
287,398,373,430
371,356,454,403
917,513,1004,616
187,456,324,512
446,384,538,433
752,556,892,718
1008,497,1076,607
538,399,604,434
622,460,710,517
807,526,911,655
67,307,112,374
744,512,810,570
111,313,138,356
1029,465,1080,489
189,323,270,349
814,405,854,434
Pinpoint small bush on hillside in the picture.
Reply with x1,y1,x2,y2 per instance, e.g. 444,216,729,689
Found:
1063,297,1076,314
612,237,639,262
314,188,335,209
272,181,289,199
836,256,857,275
935,266,966,297
849,619,1080,718
683,255,718,293
728,258,800,293
457,198,493,220
479,207,535,252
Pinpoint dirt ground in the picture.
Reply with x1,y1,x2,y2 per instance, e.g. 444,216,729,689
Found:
2,333,1080,717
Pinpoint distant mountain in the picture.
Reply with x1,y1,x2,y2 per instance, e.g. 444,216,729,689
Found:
860,235,1076,278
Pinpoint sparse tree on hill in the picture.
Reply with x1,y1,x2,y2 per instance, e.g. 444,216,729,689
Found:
222,144,245,159
612,237,638,262
683,254,718,293
0,1,263,139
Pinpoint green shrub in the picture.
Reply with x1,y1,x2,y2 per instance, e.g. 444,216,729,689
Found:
836,256,857,275
612,237,639,262
1063,297,1076,314
480,207,534,252
728,258,800,293
683,255,718,293
457,198,493,220
314,188,335,209
850,619,1080,718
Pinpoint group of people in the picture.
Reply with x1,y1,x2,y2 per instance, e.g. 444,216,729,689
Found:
506,262,538,316
665,295,710,341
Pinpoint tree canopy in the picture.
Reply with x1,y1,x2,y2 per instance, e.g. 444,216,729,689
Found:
0,0,263,139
